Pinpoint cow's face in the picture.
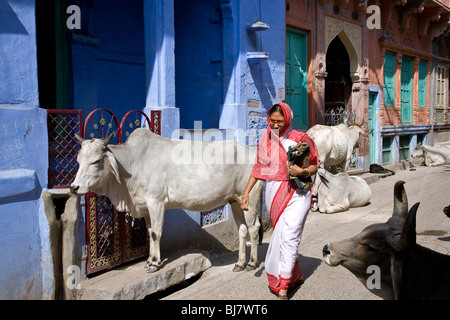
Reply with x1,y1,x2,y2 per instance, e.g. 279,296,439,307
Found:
349,124,364,148
323,181,418,299
323,222,397,298
70,133,121,195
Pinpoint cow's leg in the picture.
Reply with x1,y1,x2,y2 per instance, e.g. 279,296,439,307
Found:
245,189,261,271
230,201,247,272
323,198,349,214
143,215,151,269
145,203,165,273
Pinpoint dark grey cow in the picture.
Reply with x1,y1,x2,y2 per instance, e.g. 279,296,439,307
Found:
323,180,450,299
444,204,450,218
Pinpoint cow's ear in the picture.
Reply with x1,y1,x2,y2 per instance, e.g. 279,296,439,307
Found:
392,181,408,218
391,202,419,251
105,150,121,184
317,166,327,179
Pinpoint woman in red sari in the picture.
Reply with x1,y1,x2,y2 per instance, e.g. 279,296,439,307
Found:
241,102,318,300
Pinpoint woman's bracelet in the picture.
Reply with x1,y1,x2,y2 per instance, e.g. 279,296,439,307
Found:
242,195,249,199
304,168,310,178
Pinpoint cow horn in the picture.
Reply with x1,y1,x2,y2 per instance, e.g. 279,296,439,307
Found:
74,133,84,144
104,132,115,145
400,202,419,246
358,118,365,127
393,180,408,218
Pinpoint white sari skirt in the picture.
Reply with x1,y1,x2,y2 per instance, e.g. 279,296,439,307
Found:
265,180,311,293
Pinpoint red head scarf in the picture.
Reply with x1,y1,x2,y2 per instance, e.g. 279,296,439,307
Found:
250,102,318,181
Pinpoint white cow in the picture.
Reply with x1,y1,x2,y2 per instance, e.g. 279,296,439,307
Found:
412,143,450,167
70,129,263,273
307,121,365,211
315,166,372,214
306,121,364,173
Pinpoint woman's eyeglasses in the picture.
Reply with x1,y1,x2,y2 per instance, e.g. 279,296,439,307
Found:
269,119,285,125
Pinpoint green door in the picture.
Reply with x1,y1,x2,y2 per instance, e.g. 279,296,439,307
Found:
286,28,308,129
400,56,413,124
369,92,377,164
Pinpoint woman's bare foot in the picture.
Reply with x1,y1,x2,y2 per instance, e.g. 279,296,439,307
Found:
277,289,288,300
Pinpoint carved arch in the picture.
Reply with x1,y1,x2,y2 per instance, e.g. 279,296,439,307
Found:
325,16,362,82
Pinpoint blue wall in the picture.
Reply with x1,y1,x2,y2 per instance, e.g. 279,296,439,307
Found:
240,0,286,139
172,0,286,134
0,0,287,299
175,0,224,129
0,0,50,299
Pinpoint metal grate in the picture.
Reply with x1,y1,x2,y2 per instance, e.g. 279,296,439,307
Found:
82,109,161,275
47,110,82,189
86,193,121,274
324,106,356,126
83,108,120,143
201,205,228,226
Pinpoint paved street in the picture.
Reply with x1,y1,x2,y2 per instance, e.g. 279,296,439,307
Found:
160,165,450,300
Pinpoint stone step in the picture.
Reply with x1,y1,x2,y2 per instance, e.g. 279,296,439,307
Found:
77,250,211,300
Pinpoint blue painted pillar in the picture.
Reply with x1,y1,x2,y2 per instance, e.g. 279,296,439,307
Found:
143,0,179,138
219,0,248,135
0,0,51,299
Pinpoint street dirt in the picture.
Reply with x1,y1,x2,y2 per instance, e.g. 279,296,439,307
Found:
160,165,450,300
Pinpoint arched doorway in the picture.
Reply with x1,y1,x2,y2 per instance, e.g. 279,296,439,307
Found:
325,36,352,118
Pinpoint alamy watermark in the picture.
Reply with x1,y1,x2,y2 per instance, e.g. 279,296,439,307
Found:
66,5,81,30
366,5,381,30
66,265,81,290
65,5,382,31
366,265,381,290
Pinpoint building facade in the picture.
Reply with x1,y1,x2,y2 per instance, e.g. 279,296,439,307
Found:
286,0,450,168
371,0,450,165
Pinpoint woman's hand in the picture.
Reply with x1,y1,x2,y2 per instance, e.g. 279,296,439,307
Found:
289,165,307,177
241,196,249,211
240,177,258,211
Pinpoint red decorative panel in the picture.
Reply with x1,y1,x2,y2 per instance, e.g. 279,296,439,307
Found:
47,109,82,189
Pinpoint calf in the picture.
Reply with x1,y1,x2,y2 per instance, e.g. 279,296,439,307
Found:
323,181,450,299
314,166,372,214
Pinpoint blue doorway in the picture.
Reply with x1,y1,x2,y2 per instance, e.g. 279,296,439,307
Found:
175,0,224,129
